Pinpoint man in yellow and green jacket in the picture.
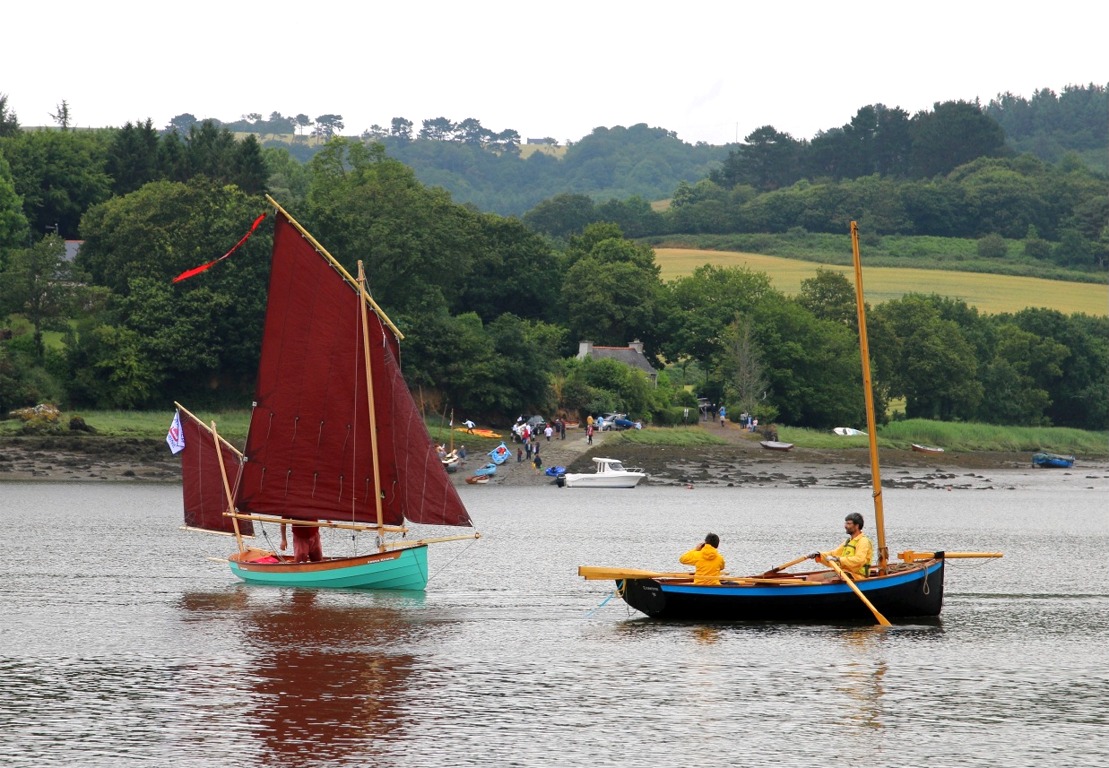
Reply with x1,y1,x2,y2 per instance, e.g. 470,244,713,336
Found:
812,512,873,578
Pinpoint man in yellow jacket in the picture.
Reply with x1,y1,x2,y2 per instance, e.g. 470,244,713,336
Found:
811,512,873,578
680,533,725,585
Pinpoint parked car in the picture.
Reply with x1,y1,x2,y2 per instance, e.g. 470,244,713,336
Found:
598,412,626,430
525,415,546,430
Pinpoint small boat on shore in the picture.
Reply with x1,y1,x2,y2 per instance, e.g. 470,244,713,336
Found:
1032,452,1075,468
911,443,944,454
465,474,490,484
760,441,794,451
489,442,511,464
833,427,866,436
556,457,646,488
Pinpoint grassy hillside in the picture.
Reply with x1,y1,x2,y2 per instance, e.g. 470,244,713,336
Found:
654,247,1109,316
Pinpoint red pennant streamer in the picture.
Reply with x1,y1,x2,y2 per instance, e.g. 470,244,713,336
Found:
172,213,267,283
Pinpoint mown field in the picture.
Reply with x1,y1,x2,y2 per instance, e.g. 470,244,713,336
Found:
654,247,1109,316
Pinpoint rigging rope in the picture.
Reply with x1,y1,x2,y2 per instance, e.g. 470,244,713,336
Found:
424,537,479,584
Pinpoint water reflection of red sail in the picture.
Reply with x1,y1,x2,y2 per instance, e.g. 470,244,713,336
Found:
179,590,421,765
250,648,413,763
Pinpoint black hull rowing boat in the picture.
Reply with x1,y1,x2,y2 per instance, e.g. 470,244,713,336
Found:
618,559,944,621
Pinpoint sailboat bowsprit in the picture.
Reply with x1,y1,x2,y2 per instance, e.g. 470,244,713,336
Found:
579,222,1000,623
174,197,478,590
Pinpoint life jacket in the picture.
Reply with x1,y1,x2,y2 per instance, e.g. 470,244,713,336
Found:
840,535,871,576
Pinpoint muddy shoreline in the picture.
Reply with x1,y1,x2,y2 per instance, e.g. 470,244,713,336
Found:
2,430,1106,491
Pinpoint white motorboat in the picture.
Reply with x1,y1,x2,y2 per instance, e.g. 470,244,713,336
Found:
556,457,646,488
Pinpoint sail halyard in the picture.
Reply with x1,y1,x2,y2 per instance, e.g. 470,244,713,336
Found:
237,198,473,531
851,221,888,574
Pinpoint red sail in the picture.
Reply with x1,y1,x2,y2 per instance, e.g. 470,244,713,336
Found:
178,409,252,535
238,213,471,528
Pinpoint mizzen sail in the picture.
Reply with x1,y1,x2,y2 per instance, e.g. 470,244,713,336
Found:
176,405,251,535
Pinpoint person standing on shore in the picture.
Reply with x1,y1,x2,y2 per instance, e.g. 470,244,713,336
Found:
586,424,594,445
679,533,725,585
719,405,727,427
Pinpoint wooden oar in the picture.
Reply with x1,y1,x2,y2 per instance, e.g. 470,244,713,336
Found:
578,566,810,586
579,566,694,580
897,550,1004,563
824,558,892,627
761,554,811,576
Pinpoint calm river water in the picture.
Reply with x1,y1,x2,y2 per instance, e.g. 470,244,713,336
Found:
1,480,1107,767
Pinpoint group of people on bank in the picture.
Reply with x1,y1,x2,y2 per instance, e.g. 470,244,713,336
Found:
679,513,873,585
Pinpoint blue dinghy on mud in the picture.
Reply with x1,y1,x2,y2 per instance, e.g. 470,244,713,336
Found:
1032,452,1075,468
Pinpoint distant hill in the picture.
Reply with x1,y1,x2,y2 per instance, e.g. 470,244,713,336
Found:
261,123,727,216
235,83,1109,215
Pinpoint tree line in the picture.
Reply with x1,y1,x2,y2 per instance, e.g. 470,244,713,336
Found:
0,91,1106,432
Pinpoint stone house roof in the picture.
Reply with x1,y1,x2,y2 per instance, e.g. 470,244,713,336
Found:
576,340,657,383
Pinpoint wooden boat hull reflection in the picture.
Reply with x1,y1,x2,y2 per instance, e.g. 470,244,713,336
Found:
617,559,944,621
229,545,429,590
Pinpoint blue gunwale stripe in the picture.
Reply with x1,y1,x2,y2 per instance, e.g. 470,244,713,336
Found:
661,561,940,596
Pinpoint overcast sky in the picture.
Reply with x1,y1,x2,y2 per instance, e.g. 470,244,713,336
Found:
4,1,1106,146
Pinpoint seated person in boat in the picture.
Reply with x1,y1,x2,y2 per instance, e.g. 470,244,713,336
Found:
810,512,872,578
280,522,323,563
679,533,726,585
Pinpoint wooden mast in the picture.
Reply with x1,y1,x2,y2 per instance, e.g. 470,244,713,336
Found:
851,221,888,574
358,260,387,546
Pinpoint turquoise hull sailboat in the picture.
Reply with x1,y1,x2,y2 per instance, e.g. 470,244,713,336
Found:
229,545,430,590
172,197,478,590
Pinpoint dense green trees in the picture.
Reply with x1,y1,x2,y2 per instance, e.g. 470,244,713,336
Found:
0,128,112,238
561,224,661,346
75,180,271,403
303,140,482,317
0,235,79,360
987,84,1108,164
0,93,1105,432
0,151,28,264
